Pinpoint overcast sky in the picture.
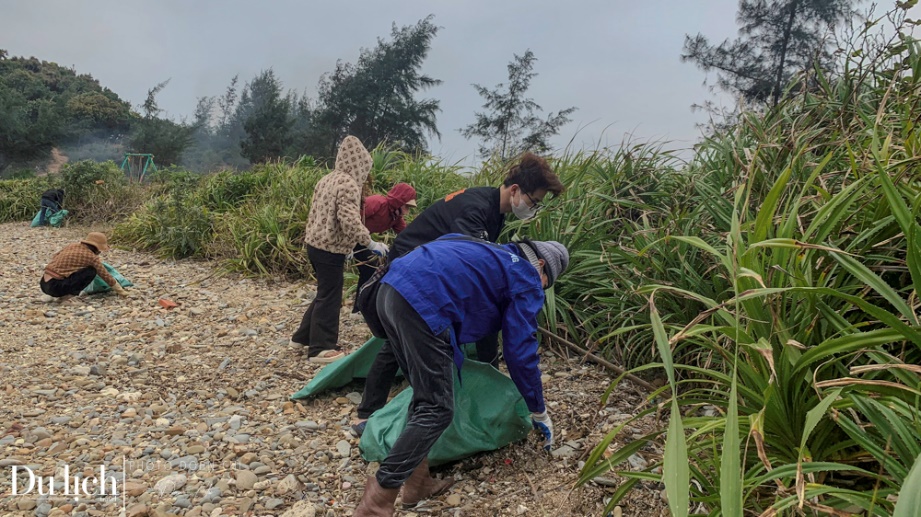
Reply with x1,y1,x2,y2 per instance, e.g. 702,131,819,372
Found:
2,1,916,166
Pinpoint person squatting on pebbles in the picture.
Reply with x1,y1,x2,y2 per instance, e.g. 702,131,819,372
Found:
40,231,129,302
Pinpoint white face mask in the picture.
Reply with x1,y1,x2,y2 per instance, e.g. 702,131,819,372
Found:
512,190,539,220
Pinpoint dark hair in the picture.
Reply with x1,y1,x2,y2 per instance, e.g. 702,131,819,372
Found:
502,152,564,196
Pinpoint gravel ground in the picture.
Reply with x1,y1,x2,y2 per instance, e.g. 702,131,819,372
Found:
0,222,669,517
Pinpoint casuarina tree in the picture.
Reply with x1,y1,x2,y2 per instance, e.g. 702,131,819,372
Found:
129,80,195,166
682,0,860,106
460,50,576,160
240,69,294,164
306,15,442,161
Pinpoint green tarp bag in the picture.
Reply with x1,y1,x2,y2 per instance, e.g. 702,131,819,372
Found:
290,338,532,465
83,262,134,294
290,337,390,399
30,208,69,227
290,338,478,400
359,360,532,466
48,209,68,227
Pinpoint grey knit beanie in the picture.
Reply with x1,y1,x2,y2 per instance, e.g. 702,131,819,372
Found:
519,240,569,288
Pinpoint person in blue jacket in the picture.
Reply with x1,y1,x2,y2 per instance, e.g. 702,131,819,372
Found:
352,153,564,436
353,235,569,516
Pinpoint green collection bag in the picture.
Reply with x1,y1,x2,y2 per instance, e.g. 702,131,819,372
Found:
290,338,532,466
30,208,69,227
82,262,133,294
290,338,478,400
359,360,532,466
290,337,390,399
48,209,68,226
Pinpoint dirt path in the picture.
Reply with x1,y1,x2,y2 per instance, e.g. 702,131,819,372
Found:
0,222,667,516
34,148,69,177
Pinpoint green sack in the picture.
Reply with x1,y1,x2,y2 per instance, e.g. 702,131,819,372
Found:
359,360,532,467
30,208,68,227
290,338,479,400
48,209,68,227
291,337,391,399
82,262,134,294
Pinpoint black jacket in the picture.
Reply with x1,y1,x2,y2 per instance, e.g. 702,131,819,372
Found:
40,189,64,209
389,186,506,260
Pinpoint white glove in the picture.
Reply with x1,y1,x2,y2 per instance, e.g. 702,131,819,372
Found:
367,240,389,257
531,410,554,451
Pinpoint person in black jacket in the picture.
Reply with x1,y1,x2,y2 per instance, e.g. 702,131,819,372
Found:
38,189,65,226
351,152,565,436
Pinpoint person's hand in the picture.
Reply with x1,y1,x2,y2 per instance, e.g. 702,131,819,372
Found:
531,411,554,451
367,240,389,257
115,287,130,298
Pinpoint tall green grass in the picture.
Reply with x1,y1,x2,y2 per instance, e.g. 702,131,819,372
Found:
0,177,54,222
114,151,472,277
576,28,921,516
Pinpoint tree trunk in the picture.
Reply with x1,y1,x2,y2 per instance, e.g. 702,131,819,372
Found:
499,120,508,162
773,0,800,107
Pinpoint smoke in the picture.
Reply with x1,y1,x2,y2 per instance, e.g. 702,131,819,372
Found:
59,138,127,165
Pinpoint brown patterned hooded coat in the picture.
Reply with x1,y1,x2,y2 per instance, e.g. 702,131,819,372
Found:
304,136,373,254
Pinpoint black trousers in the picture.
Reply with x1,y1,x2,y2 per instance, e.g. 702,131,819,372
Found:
357,332,498,419
351,244,381,313
39,267,96,297
374,283,454,489
292,245,346,356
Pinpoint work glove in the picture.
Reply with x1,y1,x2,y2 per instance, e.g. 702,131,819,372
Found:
367,240,389,257
531,410,554,451
114,287,130,298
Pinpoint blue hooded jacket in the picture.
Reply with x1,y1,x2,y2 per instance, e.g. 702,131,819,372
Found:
381,234,546,413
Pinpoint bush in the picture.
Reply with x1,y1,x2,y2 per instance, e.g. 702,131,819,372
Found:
6,168,36,180
212,161,321,276
113,190,213,259
59,160,148,222
147,166,202,191
198,169,270,211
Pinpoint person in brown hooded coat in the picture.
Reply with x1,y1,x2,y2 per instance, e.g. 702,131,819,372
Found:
292,136,387,363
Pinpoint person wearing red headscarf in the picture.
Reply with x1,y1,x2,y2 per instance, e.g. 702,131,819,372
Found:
351,183,417,312
364,182,417,234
